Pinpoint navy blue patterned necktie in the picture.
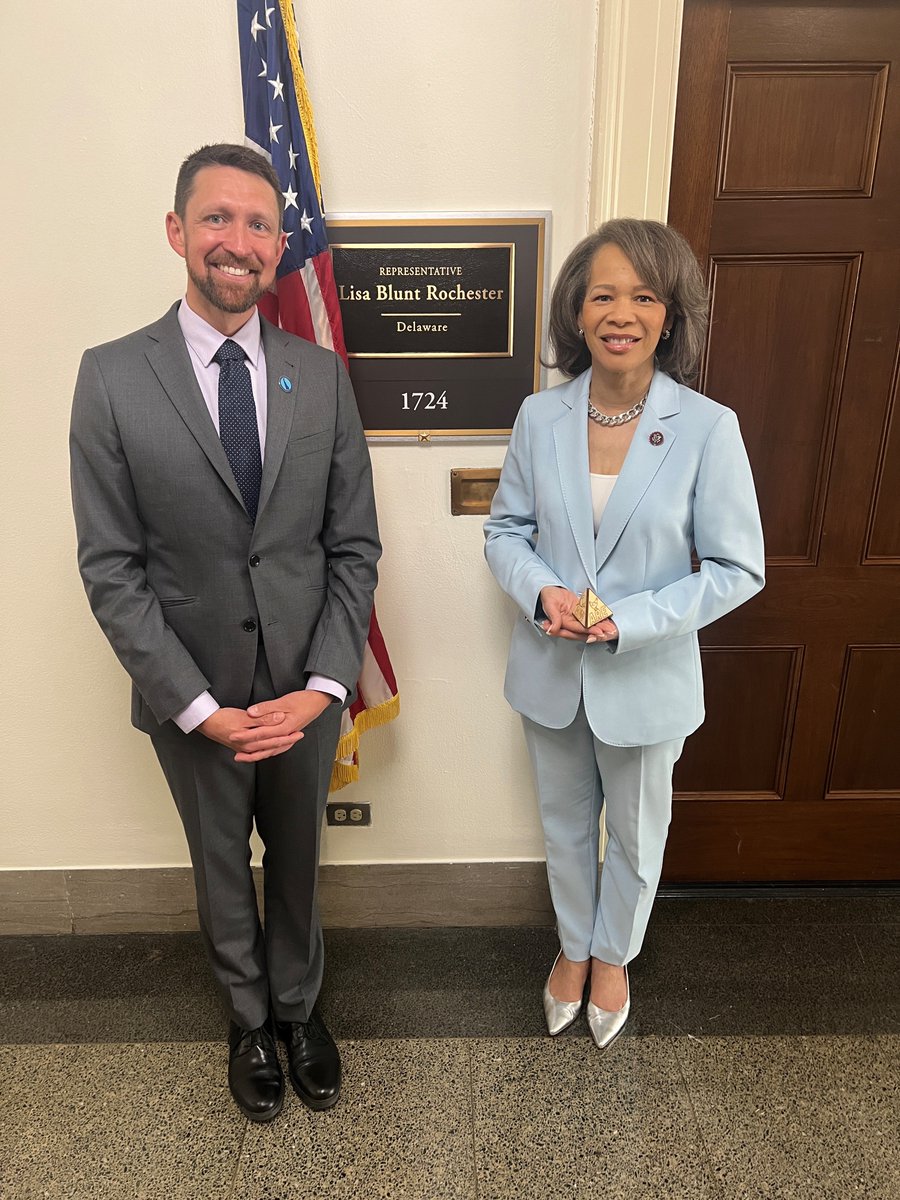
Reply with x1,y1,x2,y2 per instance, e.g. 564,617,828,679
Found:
213,338,262,522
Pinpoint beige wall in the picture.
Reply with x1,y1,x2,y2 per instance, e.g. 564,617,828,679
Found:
2,0,680,871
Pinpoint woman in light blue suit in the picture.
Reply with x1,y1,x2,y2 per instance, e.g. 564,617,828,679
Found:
484,220,764,1049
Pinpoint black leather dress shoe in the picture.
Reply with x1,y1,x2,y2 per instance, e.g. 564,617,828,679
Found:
228,1019,284,1122
277,1007,341,1111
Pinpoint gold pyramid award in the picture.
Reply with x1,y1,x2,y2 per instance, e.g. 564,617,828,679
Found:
572,587,613,629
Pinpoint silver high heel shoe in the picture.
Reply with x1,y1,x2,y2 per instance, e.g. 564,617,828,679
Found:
586,964,630,1050
542,950,586,1036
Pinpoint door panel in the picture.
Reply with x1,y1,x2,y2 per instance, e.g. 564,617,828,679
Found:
676,647,802,798
866,365,900,561
827,647,900,796
705,254,857,563
665,0,900,880
718,64,888,198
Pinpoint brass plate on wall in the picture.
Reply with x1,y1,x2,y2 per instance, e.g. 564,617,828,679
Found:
327,214,548,437
450,468,501,515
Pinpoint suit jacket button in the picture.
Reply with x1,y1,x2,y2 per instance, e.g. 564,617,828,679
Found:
242,619,257,633
249,555,261,567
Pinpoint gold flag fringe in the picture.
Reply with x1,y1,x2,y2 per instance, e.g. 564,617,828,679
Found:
278,0,323,199
329,692,400,792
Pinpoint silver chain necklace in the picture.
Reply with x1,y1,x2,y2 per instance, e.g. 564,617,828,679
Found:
587,390,648,427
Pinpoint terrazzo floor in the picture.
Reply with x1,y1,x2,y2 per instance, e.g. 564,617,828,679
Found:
1,892,898,1199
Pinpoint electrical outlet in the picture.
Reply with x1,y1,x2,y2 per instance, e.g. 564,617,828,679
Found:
326,802,372,827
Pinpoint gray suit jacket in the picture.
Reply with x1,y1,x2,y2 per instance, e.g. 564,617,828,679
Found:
70,303,381,734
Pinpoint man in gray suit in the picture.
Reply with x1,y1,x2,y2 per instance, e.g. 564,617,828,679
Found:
70,144,380,1120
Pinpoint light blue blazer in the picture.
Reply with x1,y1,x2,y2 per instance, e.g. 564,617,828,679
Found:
484,368,765,747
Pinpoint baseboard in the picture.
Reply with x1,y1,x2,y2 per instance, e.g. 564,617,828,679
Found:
0,862,555,936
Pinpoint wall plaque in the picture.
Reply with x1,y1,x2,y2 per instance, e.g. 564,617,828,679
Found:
327,215,548,438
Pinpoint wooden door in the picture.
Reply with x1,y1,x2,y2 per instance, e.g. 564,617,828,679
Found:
664,0,900,880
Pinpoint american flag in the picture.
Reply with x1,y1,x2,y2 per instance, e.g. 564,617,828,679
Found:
237,0,399,790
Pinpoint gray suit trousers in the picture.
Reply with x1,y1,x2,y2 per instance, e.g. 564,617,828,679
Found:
151,648,341,1029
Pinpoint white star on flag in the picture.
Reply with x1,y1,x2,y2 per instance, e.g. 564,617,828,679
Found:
265,5,275,26
269,73,285,102
282,185,298,210
288,144,299,170
250,10,264,39
258,58,267,78
269,119,283,144
299,209,314,233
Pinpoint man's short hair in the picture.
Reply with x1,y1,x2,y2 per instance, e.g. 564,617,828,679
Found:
174,143,285,227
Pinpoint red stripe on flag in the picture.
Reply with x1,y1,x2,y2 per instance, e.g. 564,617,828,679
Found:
311,250,349,367
366,610,398,692
257,291,280,328
271,271,317,342
347,612,397,720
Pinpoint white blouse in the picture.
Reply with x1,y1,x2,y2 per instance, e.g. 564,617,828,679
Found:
590,473,618,536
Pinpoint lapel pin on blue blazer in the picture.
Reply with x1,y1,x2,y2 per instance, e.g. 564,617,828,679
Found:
649,431,664,446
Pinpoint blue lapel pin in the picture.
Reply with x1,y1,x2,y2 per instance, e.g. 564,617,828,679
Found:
279,376,292,392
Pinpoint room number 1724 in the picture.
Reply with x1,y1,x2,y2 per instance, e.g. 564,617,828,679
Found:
401,390,448,411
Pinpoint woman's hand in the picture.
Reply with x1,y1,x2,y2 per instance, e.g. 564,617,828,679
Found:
586,618,619,645
540,586,590,640
540,586,619,644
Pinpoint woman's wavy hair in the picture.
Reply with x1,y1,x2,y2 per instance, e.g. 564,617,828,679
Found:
546,219,708,385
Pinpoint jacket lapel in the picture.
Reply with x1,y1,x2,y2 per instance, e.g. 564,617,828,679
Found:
256,319,299,520
553,371,596,585
594,370,680,571
143,303,246,511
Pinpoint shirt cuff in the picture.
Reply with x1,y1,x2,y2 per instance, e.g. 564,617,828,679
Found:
307,675,347,705
173,691,220,733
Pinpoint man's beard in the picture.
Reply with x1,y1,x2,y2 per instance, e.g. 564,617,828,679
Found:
188,260,268,314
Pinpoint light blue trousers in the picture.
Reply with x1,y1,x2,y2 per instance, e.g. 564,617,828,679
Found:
522,705,684,966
